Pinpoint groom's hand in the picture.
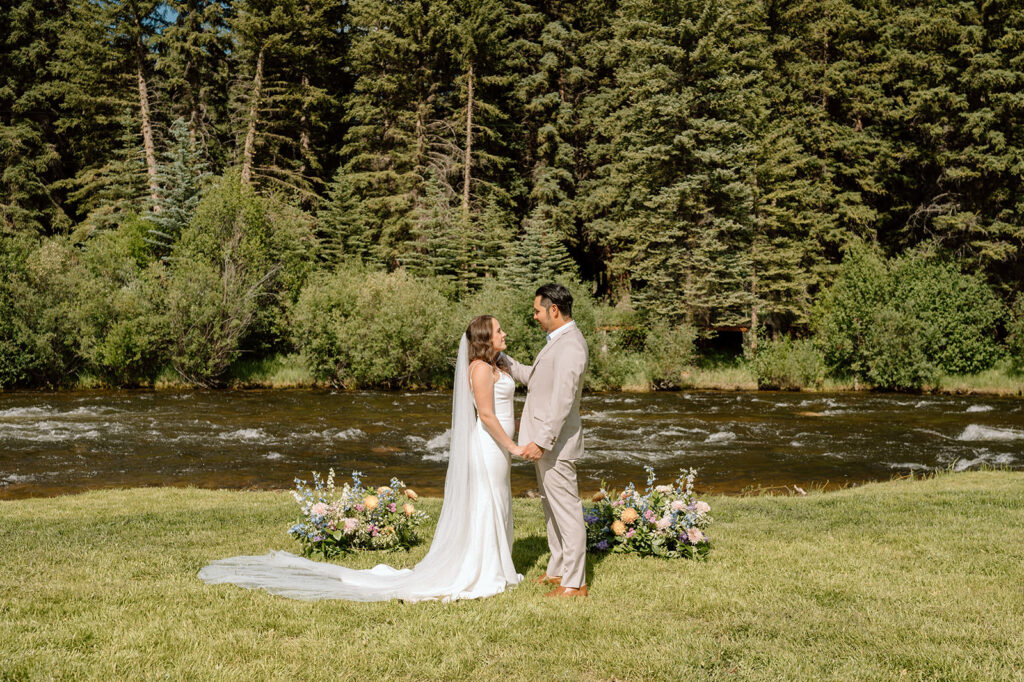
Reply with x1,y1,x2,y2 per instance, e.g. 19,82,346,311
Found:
522,442,544,461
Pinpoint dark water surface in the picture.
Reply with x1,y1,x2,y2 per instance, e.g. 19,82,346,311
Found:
1,389,1022,499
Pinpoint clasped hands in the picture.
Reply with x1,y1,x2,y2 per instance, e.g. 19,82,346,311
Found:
510,442,544,461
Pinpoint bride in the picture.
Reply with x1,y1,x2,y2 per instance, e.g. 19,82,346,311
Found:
198,315,525,602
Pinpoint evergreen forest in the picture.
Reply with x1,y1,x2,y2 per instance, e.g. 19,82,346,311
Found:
2,0,1023,391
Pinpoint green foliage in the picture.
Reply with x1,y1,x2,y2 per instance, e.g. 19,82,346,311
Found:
75,219,168,386
165,178,281,385
643,320,698,389
888,258,1004,375
1008,295,1024,373
0,235,82,387
748,335,826,391
292,266,456,388
814,245,1003,389
862,307,937,392
812,243,890,379
147,118,211,253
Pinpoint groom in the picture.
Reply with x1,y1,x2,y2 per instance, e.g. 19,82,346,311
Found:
506,284,590,598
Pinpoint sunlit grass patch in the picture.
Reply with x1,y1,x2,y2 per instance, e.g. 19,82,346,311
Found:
2,472,1022,679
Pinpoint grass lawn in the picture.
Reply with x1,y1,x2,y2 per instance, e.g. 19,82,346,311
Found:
2,471,1023,680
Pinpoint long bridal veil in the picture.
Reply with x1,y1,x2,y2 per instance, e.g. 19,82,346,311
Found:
198,335,519,602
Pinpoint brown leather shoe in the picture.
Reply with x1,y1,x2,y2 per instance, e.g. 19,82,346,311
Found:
534,573,562,586
545,585,588,598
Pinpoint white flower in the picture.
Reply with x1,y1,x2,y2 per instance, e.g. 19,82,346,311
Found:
655,485,673,494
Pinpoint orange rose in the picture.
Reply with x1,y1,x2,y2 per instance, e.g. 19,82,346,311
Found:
403,503,415,517
621,507,639,524
592,491,606,502
363,495,379,511
619,491,629,500
405,489,418,500
611,520,626,536
377,486,393,496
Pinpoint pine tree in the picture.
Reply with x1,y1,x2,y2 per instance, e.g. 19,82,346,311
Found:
64,110,149,236
0,0,70,235
51,0,167,223
146,117,211,254
879,0,1024,294
230,0,348,202
580,0,760,326
157,0,231,167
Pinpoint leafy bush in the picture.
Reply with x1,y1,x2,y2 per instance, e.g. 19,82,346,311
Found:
0,235,82,387
643,320,697,389
862,307,937,391
1008,294,1024,372
814,244,1004,388
889,258,1003,375
812,243,889,379
165,178,284,385
292,266,455,387
748,335,825,390
75,220,168,386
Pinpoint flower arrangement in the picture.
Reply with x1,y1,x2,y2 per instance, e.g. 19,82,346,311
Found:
585,466,712,559
289,469,428,558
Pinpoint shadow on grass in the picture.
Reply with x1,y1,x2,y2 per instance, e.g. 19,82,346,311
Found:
513,533,613,589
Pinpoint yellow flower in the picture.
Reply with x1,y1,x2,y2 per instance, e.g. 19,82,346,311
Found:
405,489,418,500
611,520,626,536
377,486,392,496
363,495,379,511
403,503,415,517
621,507,639,524
592,491,606,502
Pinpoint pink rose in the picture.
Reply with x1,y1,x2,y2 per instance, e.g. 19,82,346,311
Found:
656,517,672,531
388,503,397,513
354,504,364,512
687,527,705,544
343,518,358,534
695,501,710,514
671,500,686,511
310,502,328,517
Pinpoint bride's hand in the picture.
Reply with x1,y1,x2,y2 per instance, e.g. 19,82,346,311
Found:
509,444,525,458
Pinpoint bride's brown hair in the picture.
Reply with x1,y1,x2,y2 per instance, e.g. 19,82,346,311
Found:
465,315,510,373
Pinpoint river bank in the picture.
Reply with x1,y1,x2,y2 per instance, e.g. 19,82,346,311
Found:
55,353,1024,397
1,471,1021,679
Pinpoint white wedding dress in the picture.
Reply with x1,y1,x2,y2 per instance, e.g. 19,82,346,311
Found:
198,337,523,602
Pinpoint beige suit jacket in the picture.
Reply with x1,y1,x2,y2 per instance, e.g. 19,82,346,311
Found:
507,324,589,461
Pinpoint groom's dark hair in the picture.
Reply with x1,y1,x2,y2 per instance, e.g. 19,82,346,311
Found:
536,283,573,319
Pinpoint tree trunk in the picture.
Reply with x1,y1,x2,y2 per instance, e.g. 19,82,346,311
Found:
462,62,473,225
299,72,311,175
137,67,159,210
241,47,265,186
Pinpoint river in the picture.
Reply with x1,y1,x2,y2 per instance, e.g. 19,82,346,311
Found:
1,389,1022,499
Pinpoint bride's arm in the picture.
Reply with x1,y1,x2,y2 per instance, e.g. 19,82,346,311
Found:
470,362,523,455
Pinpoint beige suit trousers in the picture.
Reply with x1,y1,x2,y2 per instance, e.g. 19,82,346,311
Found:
534,455,586,588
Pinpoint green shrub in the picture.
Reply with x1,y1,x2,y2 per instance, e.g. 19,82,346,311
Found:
166,178,280,385
0,235,82,387
812,242,889,379
643,320,697,389
889,258,1003,375
863,306,937,391
1008,294,1024,372
749,335,825,390
292,266,455,387
814,243,1005,388
75,222,168,386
